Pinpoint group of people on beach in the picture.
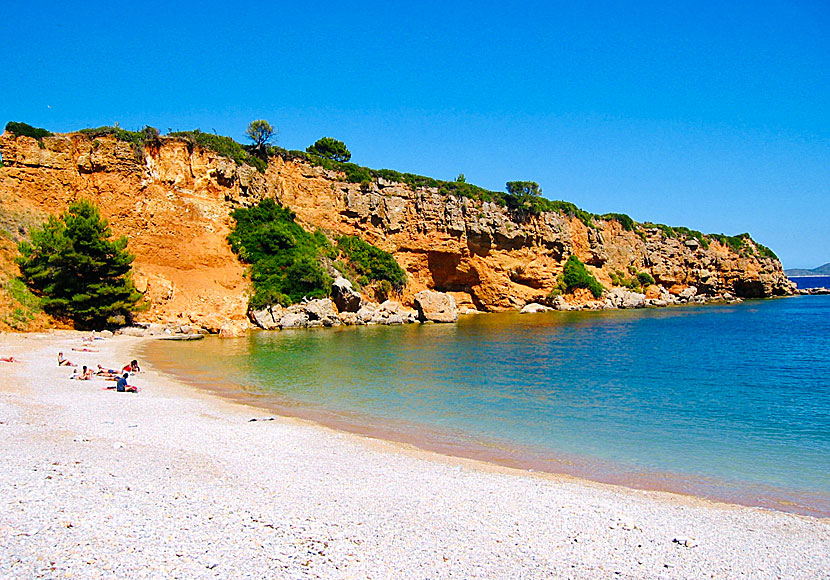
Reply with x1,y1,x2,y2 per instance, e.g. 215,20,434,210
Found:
60,351,141,393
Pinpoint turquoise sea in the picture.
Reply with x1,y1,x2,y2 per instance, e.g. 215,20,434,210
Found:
144,296,830,517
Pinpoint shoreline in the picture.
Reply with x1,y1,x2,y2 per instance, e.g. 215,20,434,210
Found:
1,331,829,578
143,335,830,519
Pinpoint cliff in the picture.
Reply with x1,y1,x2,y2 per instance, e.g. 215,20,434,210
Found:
0,131,794,331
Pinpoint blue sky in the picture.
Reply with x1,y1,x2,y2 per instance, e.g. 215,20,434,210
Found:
2,0,827,268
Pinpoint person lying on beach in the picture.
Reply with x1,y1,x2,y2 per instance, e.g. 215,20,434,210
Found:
72,347,99,353
122,360,140,374
58,352,77,367
71,365,93,380
96,364,120,378
0,356,20,363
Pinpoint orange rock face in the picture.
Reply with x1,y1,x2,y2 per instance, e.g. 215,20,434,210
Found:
0,131,794,330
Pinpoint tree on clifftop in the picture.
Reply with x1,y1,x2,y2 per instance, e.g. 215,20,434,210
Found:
505,180,543,216
17,200,142,329
246,119,276,149
307,137,351,163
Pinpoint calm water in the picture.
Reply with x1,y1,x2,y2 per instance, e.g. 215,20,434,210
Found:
790,275,830,289
145,296,830,516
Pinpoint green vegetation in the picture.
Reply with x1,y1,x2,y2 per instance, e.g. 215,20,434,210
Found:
709,232,749,253
5,121,52,141
336,235,407,290
16,200,142,329
246,119,276,149
609,269,655,293
1,278,42,330
559,255,604,298
599,212,635,231
228,199,333,308
637,271,655,287
307,137,351,162
754,242,778,260
169,129,268,172
79,125,147,147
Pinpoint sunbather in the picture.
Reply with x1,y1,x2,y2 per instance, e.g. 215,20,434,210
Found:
58,352,77,367
0,356,20,363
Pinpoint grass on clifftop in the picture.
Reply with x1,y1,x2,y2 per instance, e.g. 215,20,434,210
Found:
2,121,780,259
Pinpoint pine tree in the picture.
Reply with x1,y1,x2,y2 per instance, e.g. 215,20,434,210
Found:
17,200,142,328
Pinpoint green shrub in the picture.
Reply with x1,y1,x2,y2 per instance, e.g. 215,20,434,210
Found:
636,271,655,287
336,235,406,290
228,199,332,307
754,242,778,260
710,233,748,253
5,121,52,141
560,255,604,298
16,200,142,329
342,164,373,184
600,213,635,231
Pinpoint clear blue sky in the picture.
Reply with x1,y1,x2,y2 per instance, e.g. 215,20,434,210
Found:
2,0,827,268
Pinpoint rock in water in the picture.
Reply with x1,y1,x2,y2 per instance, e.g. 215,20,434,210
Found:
520,303,551,314
414,290,458,323
331,277,362,312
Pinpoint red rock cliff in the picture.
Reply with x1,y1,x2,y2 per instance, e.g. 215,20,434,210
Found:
0,132,793,330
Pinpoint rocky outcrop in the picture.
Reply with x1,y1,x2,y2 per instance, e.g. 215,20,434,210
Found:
331,277,362,312
0,130,794,332
248,297,418,329
414,290,458,323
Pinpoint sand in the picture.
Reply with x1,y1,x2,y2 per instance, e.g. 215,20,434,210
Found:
0,331,828,579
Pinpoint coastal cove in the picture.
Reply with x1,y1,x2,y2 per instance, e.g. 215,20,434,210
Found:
144,295,830,518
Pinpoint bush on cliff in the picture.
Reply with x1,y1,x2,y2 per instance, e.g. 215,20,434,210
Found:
560,255,604,298
307,137,351,163
5,121,52,141
336,235,407,291
16,200,142,329
228,199,333,308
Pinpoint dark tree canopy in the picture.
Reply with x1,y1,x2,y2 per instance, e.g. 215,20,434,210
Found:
246,119,276,148
17,200,142,328
505,181,542,197
306,137,351,162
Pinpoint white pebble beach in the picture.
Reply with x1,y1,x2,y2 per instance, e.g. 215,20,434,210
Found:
1,331,828,579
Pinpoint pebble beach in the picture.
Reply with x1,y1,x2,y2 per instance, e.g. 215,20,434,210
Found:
1,331,828,579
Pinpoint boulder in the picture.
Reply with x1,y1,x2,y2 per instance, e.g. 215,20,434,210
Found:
520,302,551,314
356,303,378,324
679,286,698,300
279,311,308,329
304,298,340,327
331,277,362,313
249,306,280,330
414,290,458,323
551,295,576,311
622,291,646,309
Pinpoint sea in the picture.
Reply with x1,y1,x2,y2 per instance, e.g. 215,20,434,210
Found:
144,295,830,517
789,275,830,290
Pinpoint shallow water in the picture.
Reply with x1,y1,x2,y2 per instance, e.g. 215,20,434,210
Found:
144,296,830,517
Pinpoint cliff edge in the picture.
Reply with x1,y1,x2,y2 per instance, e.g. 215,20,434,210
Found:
0,130,794,331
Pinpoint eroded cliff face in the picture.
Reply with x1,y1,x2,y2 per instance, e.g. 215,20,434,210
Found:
0,132,793,330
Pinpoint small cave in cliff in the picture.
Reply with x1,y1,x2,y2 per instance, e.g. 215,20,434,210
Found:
427,251,480,289
733,279,766,298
